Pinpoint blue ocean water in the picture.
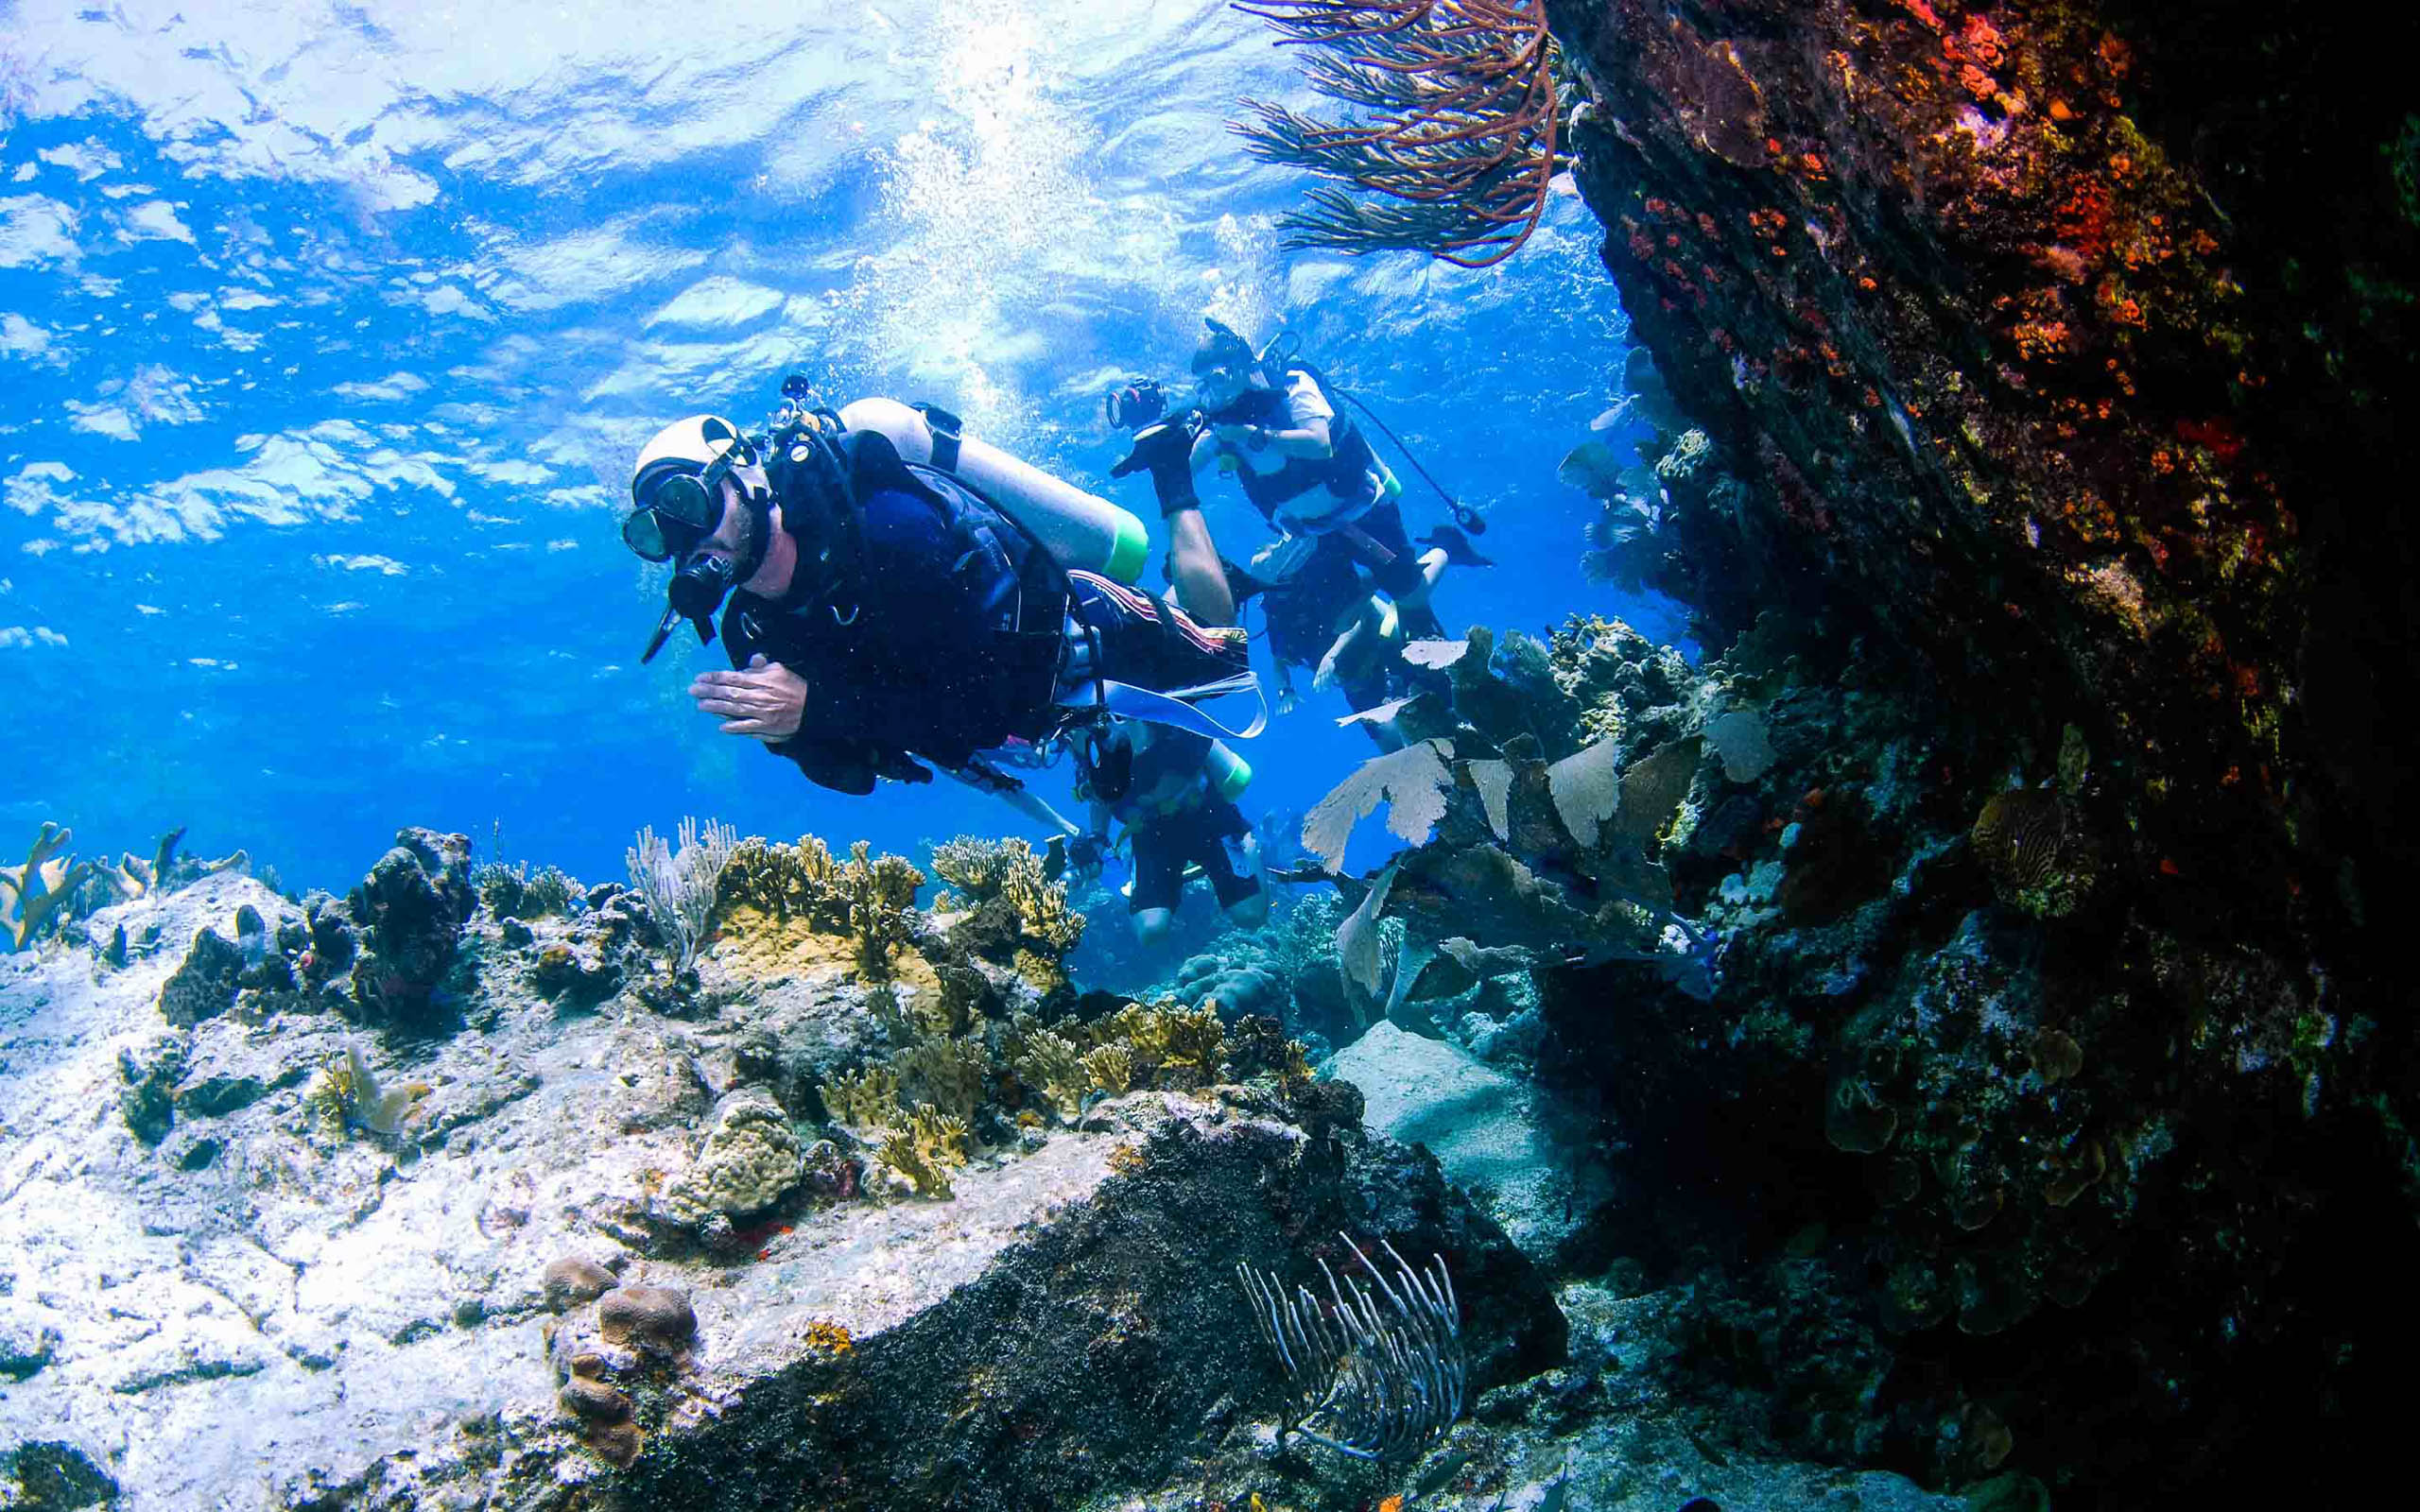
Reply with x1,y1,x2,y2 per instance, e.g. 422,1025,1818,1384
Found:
0,0,1671,901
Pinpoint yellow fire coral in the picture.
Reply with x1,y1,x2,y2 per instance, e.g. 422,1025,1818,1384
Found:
716,834,839,924
927,835,1031,902
820,1065,902,1133
838,840,925,977
876,1104,971,1198
892,1032,991,1124
998,850,1084,955
1013,1027,1089,1121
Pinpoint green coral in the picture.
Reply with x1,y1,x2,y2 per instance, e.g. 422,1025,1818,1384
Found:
876,1105,971,1198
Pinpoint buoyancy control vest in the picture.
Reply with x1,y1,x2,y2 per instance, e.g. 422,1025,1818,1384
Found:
1210,365,1389,524
719,422,1073,789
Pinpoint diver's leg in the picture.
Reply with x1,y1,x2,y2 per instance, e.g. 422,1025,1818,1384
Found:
1128,826,1184,947
1349,504,1446,639
1163,507,1236,627
1202,805,1269,931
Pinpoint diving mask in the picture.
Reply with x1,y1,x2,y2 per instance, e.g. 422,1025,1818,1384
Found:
622,460,736,562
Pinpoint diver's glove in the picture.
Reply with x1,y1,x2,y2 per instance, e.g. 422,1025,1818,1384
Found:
1066,833,1109,877
1111,412,1204,517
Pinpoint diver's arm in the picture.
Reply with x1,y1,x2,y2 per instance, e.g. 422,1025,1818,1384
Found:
997,781,1082,837
1213,417,1332,460
1263,417,1334,458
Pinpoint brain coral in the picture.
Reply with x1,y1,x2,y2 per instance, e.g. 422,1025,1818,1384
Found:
665,1091,805,1227
596,1283,697,1358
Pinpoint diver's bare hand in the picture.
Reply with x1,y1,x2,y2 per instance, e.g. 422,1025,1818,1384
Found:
689,654,805,741
1275,686,1300,716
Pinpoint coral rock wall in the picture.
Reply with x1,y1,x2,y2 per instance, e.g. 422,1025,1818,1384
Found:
1551,0,2418,950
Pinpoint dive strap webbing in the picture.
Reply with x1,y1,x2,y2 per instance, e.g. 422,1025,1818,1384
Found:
1291,358,1486,536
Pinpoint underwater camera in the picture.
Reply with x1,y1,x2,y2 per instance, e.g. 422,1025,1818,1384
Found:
1104,376,1169,433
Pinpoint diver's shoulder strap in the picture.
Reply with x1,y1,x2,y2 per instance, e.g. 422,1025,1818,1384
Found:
912,402,963,473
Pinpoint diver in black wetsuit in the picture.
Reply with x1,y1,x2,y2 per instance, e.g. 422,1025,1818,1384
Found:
619,392,1255,823
1226,544,1417,747
1067,721,1267,948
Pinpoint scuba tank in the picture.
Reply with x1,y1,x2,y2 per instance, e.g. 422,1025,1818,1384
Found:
1205,739,1253,802
840,397,1150,586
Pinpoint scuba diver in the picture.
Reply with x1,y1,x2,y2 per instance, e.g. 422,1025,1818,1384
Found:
1230,542,1416,746
622,381,1259,818
1067,720,1267,947
1178,318,1488,640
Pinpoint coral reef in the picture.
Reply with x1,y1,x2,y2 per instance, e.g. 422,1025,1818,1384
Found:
344,828,475,1032
1493,2,2420,1491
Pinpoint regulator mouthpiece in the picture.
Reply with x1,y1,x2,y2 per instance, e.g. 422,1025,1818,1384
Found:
640,554,737,664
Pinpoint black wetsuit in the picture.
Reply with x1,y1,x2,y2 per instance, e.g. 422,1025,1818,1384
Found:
721,475,1062,794
1079,729,1261,917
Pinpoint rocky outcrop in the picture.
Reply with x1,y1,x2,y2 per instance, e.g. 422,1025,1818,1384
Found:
345,827,475,1031
0,853,1578,1511
1534,0,2418,1497
1550,0,2416,952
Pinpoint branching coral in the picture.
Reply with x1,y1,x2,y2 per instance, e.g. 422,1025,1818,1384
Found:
892,1032,991,1124
1013,1028,1090,1121
1079,1043,1136,1099
2,822,95,952
927,835,1029,902
1235,0,1564,267
717,835,840,924
1096,1002,1228,1090
838,841,925,978
95,826,183,902
876,1105,972,1199
820,1065,903,1134
945,838,1086,954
